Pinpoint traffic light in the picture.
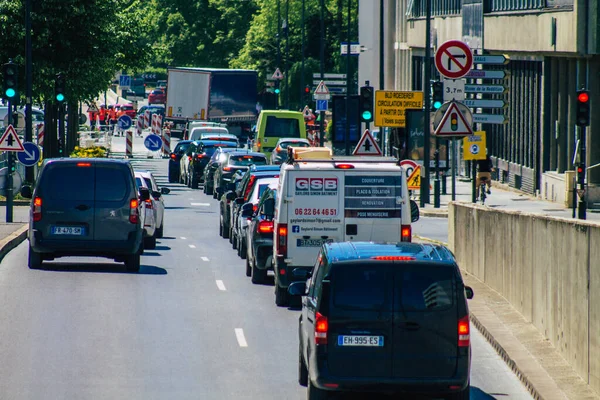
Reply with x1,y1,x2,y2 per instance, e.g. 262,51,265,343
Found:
576,89,590,127
431,81,443,110
577,164,585,185
2,62,18,100
55,73,65,103
274,81,280,95
359,85,374,122
450,113,458,131
304,85,310,95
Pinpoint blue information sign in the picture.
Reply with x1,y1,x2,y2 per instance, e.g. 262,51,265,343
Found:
119,75,131,87
118,115,132,130
316,100,328,112
17,142,41,166
144,134,162,151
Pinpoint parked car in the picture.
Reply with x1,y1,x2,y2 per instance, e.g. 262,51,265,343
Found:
212,151,267,199
186,140,238,189
118,104,136,119
148,89,166,104
135,170,169,239
135,171,157,249
203,147,241,196
21,158,147,272
189,126,230,141
244,185,277,283
137,104,165,119
270,138,311,164
168,140,193,183
289,242,473,400
179,140,200,185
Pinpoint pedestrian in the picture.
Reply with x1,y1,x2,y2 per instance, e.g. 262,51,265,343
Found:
476,152,494,198
108,105,117,135
98,105,107,131
88,110,97,131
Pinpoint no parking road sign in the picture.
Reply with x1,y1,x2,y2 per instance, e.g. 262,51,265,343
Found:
435,40,473,79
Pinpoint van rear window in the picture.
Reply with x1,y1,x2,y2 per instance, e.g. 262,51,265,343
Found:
230,155,267,166
396,266,454,311
96,166,128,201
331,265,391,311
264,116,301,138
44,165,94,201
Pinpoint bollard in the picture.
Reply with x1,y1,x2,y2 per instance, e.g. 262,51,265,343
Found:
126,129,133,158
441,170,447,195
144,110,151,129
36,123,44,147
162,123,171,157
136,116,143,137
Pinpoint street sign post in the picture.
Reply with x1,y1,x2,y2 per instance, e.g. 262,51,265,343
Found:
316,100,328,112
144,134,162,152
271,68,284,80
17,142,41,166
463,131,487,160
340,42,361,55
433,101,473,128
463,99,507,109
374,90,423,128
464,84,508,94
473,55,509,65
434,102,474,137
117,115,133,130
0,125,24,151
399,160,419,180
406,167,422,190
435,40,473,79
352,129,382,156
472,114,509,124
442,79,466,102
313,81,331,101
465,70,509,79
119,75,131,88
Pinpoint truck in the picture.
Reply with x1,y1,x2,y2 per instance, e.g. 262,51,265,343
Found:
165,67,258,139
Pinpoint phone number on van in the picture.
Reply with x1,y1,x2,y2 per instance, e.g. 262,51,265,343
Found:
294,208,338,216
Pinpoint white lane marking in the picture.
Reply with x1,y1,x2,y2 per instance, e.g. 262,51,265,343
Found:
235,328,248,347
216,280,226,291
191,202,211,206
180,237,187,240
201,257,209,262
189,244,196,249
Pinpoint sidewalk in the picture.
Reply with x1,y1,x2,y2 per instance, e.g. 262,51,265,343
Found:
418,177,600,221
415,179,600,400
0,206,31,264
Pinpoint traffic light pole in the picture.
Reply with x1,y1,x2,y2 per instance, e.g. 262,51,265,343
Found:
420,0,432,207
345,0,352,156
318,0,325,147
6,100,13,223
578,126,587,220
58,103,65,157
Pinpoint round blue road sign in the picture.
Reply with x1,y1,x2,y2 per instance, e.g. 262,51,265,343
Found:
118,115,133,130
144,134,162,151
17,142,41,166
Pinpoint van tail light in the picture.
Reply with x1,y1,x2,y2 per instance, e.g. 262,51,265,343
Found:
276,223,288,257
223,166,232,171
145,199,153,209
458,316,470,347
401,225,411,242
258,220,274,234
32,197,42,222
197,154,207,159
170,153,176,160
371,256,415,261
129,199,140,224
315,312,328,345
334,163,354,169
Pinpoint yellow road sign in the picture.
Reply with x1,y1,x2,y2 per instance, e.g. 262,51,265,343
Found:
463,131,487,160
374,91,423,128
407,166,421,190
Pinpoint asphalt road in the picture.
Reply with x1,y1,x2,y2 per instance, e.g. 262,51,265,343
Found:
0,157,533,400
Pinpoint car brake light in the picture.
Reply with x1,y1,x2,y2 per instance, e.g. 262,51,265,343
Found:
258,220,274,233
197,154,206,159
188,156,192,161
32,196,42,222
458,316,470,347
145,199,153,209
371,256,415,261
129,199,139,224
77,162,91,167
315,312,328,345
401,225,411,242
257,141,261,148
335,163,354,169
275,145,282,152
170,153,176,160
223,166,232,171
276,223,288,257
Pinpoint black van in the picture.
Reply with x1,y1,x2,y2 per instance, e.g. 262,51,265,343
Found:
21,159,148,272
289,242,474,400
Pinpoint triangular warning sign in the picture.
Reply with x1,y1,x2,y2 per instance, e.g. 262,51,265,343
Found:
88,102,99,113
353,129,382,156
272,68,284,80
314,80,330,95
434,102,473,137
0,125,24,151
303,106,311,117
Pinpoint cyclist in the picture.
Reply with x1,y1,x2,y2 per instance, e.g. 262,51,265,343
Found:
476,153,494,199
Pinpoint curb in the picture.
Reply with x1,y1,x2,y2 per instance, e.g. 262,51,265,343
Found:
0,225,28,264
419,209,449,218
413,234,448,246
0,200,30,206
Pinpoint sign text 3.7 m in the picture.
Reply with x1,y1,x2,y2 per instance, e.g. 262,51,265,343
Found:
374,91,423,128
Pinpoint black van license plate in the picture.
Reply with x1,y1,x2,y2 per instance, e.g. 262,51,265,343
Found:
51,226,85,236
338,335,384,347
296,239,329,247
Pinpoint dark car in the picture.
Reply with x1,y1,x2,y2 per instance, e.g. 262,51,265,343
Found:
148,89,166,104
289,242,474,400
168,140,193,183
21,158,149,272
187,140,238,189
212,151,267,199
220,165,280,244
270,138,311,164
244,186,277,283
203,147,241,196
138,105,165,119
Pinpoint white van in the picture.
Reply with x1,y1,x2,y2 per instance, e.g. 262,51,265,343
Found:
272,147,420,306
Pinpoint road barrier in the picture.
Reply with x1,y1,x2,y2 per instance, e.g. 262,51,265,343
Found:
144,110,151,128
151,114,162,136
449,202,600,393
125,129,133,158
162,122,171,157
136,116,143,137
36,123,44,147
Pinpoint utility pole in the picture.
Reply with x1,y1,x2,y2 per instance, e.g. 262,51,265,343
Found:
345,0,352,155
420,0,432,207
25,0,33,183
285,0,290,109
319,0,325,146
300,0,305,109
277,0,281,110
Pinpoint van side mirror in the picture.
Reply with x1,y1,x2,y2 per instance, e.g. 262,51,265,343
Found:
226,182,236,191
288,282,307,296
139,187,150,201
151,190,162,199
292,268,311,279
263,198,275,216
20,185,32,199
465,286,474,300
226,191,236,201
410,200,420,223
241,203,254,218
235,197,246,205
161,187,170,195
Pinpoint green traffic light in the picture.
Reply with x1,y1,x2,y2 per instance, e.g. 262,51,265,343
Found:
274,88,280,94
433,101,442,110
56,93,65,102
5,88,15,98
361,110,372,120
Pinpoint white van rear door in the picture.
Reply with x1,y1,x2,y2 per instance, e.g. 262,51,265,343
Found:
286,170,344,267
343,173,403,242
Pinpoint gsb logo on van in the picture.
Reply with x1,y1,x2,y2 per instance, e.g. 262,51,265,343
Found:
295,178,338,196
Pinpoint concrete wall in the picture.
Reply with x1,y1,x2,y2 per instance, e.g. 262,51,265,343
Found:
449,203,600,392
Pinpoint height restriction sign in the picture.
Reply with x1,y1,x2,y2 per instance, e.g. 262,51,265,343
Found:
435,40,473,79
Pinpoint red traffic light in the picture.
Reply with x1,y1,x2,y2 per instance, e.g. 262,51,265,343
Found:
577,166,584,174
304,86,310,94
578,92,589,103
